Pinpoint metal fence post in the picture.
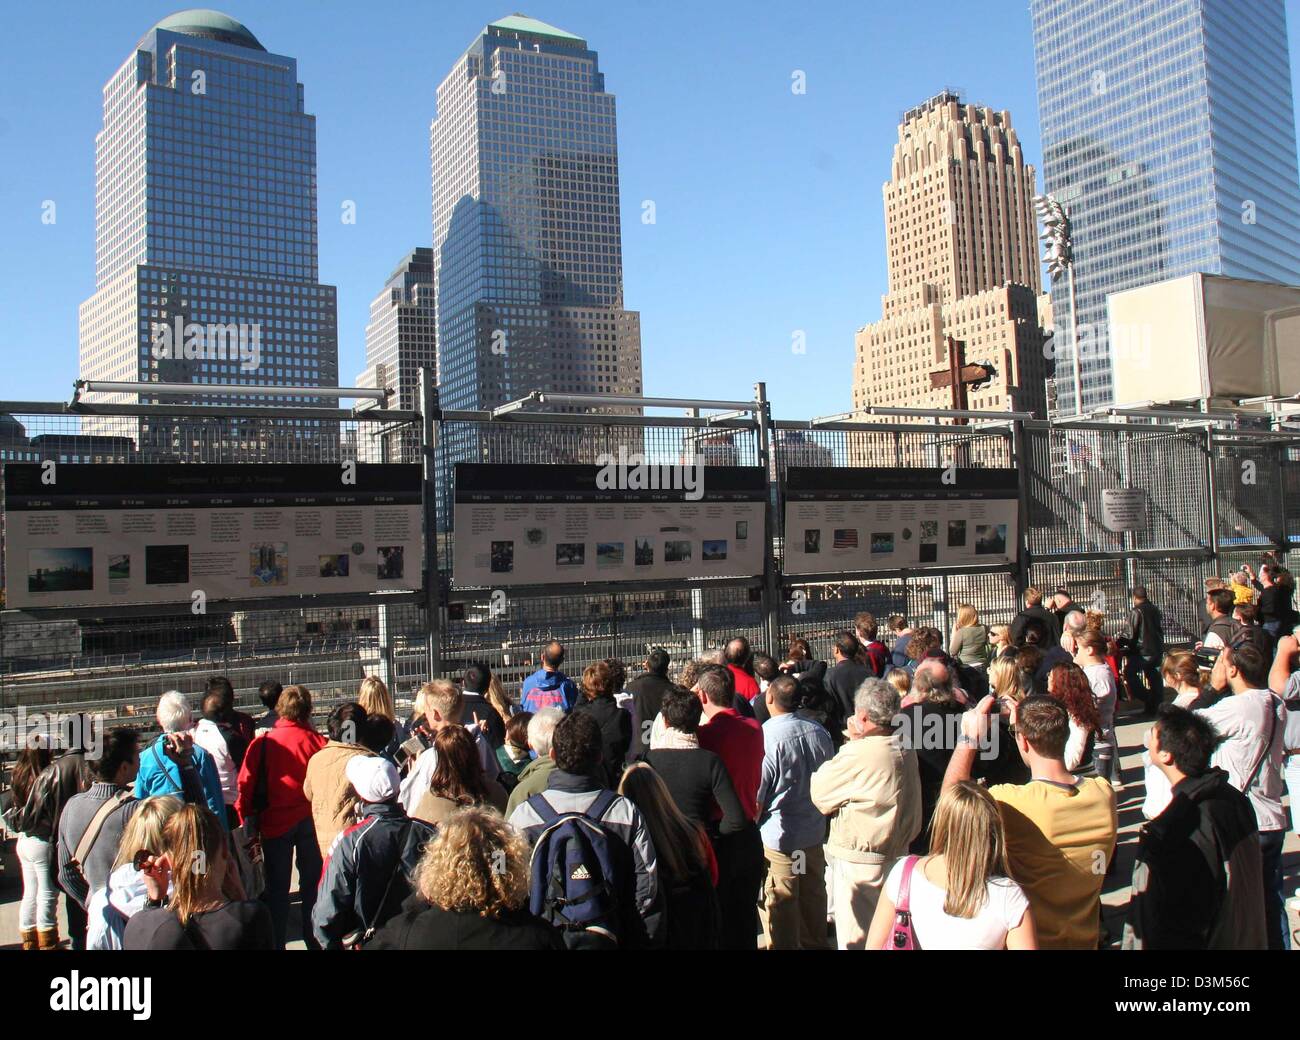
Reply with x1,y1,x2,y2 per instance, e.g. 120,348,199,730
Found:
1118,426,1137,600
375,384,396,690
938,573,951,639
690,587,706,658
1273,441,1289,555
1011,419,1032,597
1204,426,1221,573
419,367,442,679
754,382,781,656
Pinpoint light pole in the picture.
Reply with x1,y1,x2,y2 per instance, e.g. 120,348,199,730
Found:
1033,193,1082,416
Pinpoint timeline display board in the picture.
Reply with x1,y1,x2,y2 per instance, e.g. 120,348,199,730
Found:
453,463,767,587
783,467,1019,574
3,463,423,610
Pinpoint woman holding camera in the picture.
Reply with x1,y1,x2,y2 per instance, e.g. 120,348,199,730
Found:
1161,650,1203,708
88,795,182,950
123,803,273,950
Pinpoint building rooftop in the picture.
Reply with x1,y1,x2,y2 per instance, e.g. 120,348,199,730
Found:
151,9,265,51
488,13,586,45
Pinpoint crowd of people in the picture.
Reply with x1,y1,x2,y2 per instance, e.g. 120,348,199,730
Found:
3,566,1299,951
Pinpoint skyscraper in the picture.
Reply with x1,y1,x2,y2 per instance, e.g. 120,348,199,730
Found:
78,9,338,455
852,92,1050,439
430,15,643,431
356,248,436,462
1031,0,1300,413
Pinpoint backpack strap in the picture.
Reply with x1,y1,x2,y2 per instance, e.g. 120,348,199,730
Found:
152,741,206,806
1242,694,1280,794
360,821,411,942
527,792,560,825
585,789,618,823
70,789,134,870
528,788,616,828
181,912,211,950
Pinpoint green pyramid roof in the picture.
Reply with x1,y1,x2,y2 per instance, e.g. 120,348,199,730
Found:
488,14,585,44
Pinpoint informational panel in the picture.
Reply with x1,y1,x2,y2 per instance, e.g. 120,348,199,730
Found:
1101,488,1148,533
783,467,1019,574
453,463,767,587
3,463,423,610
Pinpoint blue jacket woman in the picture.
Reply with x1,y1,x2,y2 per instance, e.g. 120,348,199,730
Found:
135,735,226,827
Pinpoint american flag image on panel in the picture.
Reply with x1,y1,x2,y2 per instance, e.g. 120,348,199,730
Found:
1067,437,1093,468
833,529,858,549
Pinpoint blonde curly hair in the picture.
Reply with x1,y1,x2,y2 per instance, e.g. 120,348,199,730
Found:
414,807,529,918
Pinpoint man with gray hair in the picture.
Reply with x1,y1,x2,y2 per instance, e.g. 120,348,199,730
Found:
910,659,967,706
505,707,563,816
133,690,227,824
810,677,922,949
1059,608,1089,656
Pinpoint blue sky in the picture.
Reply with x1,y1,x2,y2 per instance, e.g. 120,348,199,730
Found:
3,1,1300,419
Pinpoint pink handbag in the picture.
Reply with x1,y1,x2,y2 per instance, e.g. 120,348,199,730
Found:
885,855,922,950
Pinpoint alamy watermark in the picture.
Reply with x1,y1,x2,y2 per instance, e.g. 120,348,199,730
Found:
150,316,262,372
0,708,105,759
892,706,1001,760
1042,319,1152,371
50,972,151,1020
595,446,704,501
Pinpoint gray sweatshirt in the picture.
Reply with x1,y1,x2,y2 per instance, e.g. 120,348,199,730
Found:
57,782,139,908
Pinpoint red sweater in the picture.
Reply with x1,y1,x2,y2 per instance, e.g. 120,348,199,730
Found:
698,708,763,822
728,665,761,703
235,720,326,839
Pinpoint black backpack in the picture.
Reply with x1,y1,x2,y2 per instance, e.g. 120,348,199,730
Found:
1229,623,1274,660
526,790,632,950
1205,616,1241,648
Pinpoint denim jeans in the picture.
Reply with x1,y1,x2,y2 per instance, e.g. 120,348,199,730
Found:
261,815,323,950
1259,829,1289,951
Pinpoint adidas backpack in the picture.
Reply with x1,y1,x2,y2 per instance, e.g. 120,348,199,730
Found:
526,789,629,949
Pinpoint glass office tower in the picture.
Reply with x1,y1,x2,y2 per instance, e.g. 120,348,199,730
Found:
431,15,643,429
78,9,338,456
356,247,437,462
1031,0,1300,413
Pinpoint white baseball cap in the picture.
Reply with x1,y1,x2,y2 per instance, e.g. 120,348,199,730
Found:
345,755,400,803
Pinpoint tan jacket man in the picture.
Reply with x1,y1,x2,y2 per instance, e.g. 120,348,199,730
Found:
810,677,921,949
303,740,371,856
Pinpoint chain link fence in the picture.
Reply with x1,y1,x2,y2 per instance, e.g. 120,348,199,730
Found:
4,395,1299,720
0,407,427,724
435,413,766,691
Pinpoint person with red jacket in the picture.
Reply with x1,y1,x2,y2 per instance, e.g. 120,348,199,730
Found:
695,664,766,949
854,612,891,678
725,637,761,704
236,684,327,950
